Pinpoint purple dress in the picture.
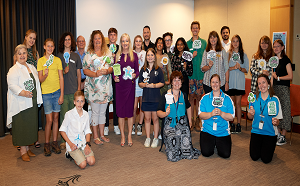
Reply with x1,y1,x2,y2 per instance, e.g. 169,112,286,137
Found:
113,53,139,118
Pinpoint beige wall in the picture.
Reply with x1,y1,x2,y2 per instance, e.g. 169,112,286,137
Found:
194,0,270,78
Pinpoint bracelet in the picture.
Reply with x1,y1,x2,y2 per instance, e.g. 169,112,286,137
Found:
277,76,280,81
86,142,91,147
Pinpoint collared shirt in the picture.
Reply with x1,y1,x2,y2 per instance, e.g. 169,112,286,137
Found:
59,107,92,152
7,62,43,127
198,90,235,137
222,40,231,52
75,50,86,79
250,93,282,136
143,41,155,51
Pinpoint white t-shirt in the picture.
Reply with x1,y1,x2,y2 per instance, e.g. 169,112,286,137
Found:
222,40,231,52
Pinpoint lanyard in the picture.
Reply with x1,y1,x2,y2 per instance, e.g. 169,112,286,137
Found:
171,90,181,115
260,98,268,116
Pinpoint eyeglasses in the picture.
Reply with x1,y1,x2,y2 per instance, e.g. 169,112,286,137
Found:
165,39,172,42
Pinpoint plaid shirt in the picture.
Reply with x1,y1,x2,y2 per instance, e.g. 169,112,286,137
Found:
250,57,272,92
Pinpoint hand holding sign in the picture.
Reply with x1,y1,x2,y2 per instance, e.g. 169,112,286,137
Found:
248,92,255,106
113,63,121,76
44,54,54,68
64,52,70,66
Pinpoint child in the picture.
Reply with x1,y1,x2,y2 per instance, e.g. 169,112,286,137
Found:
37,38,64,156
59,91,95,169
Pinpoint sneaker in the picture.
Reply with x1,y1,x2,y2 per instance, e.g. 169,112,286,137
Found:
144,138,151,147
132,124,135,135
230,123,236,134
277,133,282,141
104,127,109,136
137,124,142,136
151,138,159,148
276,135,287,146
114,126,120,135
236,123,241,133
44,143,51,156
158,134,162,140
60,142,66,150
65,152,74,161
51,141,61,154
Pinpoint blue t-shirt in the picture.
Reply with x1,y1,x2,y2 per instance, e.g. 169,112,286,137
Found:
199,90,235,137
250,93,282,136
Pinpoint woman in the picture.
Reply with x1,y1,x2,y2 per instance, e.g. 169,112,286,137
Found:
201,31,229,94
157,71,200,162
248,74,282,163
199,74,235,158
37,38,64,156
171,37,193,96
113,33,139,147
82,30,113,145
155,37,171,94
7,44,43,161
138,48,165,148
227,35,249,133
132,35,146,136
271,39,293,146
250,36,273,93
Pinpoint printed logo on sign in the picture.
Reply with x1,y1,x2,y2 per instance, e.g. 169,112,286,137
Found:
24,78,35,91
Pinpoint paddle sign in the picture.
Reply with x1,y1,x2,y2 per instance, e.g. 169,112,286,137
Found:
161,57,169,66
63,52,70,66
109,44,117,54
102,56,112,68
113,63,121,76
44,54,54,68
268,101,277,116
182,51,193,62
258,59,267,70
23,78,35,92
212,97,224,107
192,40,202,49
207,50,216,61
165,93,174,105
269,56,279,72
142,71,150,83
231,53,240,62
123,66,134,80
248,92,255,106
170,45,175,54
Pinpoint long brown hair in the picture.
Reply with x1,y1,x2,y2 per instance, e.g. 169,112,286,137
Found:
87,30,108,55
253,35,273,61
273,39,286,58
205,31,223,52
23,29,37,60
255,74,275,99
228,35,245,64
143,48,159,71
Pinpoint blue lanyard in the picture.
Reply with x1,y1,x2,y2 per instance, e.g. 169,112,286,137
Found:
171,90,181,115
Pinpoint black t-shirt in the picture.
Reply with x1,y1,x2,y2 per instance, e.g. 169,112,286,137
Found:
157,91,191,112
273,55,291,87
143,41,155,52
107,44,119,54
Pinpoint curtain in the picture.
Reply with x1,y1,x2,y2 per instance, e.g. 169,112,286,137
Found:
0,0,76,137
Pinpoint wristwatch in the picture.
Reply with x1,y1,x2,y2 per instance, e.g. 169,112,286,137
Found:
86,142,91,147
277,76,280,81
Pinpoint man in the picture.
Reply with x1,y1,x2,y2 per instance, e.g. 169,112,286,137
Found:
75,35,88,111
187,21,207,132
163,32,174,60
104,28,120,136
221,26,231,52
143,25,155,51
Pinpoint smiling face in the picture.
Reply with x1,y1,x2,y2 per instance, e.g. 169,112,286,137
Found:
273,42,284,56
221,29,229,41
64,35,71,49
260,39,269,51
143,27,151,41
25,33,36,48
74,95,85,111
232,37,239,50
257,76,269,94
44,41,55,56
156,39,163,52
172,77,182,90
146,50,155,63
191,24,200,37
108,32,117,44
93,34,102,49
121,36,130,50
134,37,142,50
177,40,184,53
16,48,28,64
209,36,218,47
164,36,172,48
76,36,86,50
210,76,220,92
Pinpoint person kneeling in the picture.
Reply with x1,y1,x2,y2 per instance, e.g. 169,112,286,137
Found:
59,91,95,169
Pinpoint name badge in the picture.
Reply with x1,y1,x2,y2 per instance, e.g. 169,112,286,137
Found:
213,122,217,131
259,121,264,129
70,59,75,63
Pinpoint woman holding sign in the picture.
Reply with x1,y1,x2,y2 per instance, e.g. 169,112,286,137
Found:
157,71,200,161
7,44,43,161
201,31,229,94
138,48,165,148
199,74,235,158
248,74,282,163
271,39,293,146
82,30,113,145
37,38,64,156
113,33,139,147
171,37,193,96
250,36,273,93
227,35,249,133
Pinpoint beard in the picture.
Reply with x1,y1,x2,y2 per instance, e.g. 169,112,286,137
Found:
222,35,229,40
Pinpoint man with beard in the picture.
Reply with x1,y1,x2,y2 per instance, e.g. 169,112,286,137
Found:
143,25,155,51
221,26,231,52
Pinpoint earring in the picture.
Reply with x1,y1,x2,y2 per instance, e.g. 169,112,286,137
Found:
268,85,270,89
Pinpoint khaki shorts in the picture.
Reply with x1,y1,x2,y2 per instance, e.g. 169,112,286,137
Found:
69,148,94,165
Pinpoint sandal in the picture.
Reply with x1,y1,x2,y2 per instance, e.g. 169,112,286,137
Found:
120,142,125,147
34,142,41,148
128,142,133,147
93,138,104,145
17,146,20,151
100,136,110,143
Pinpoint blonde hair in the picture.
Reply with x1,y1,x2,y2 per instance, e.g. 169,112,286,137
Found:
14,44,28,56
23,29,37,60
87,30,109,56
116,33,134,63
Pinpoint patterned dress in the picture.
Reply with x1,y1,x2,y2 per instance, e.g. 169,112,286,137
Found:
82,51,113,104
26,48,37,68
250,56,272,93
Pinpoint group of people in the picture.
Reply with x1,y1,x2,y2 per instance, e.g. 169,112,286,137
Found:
7,21,293,167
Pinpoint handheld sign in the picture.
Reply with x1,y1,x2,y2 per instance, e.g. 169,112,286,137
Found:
182,51,193,62
207,50,216,60
102,56,112,69
192,40,202,49
258,59,267,70
212,97,224,107
269,56,279,69
23,78,35,92
165,93,174,105
161,57,169,66
231,53,240,62
142,71,150,83
63,52,70,66
113,64,121,76
123,66,134,80
44,54,54,68
268,101,277,115
109,44,117,54
170,45,175,54
94,58,101,70
248,92,255,106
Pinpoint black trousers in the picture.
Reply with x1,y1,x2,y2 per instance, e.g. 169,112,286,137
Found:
250,133,277,164
200,131,232,158
105,80,118,127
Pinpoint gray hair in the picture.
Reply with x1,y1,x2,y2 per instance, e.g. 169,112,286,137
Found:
14,44,27,56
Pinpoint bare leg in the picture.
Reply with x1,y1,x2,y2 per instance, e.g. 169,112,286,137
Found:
86,156,95,166
119,118,125,143
144,111,152,138
138,97,144,124
92,125,99,139
20,146,27,156
45,113,53,143
230,96,236,123
52,112,60,141
133,97,139,123
236,95,242,124
128,117,133,143
152,111,159,139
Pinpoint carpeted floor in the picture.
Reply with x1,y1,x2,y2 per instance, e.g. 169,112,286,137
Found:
1,119,300,186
